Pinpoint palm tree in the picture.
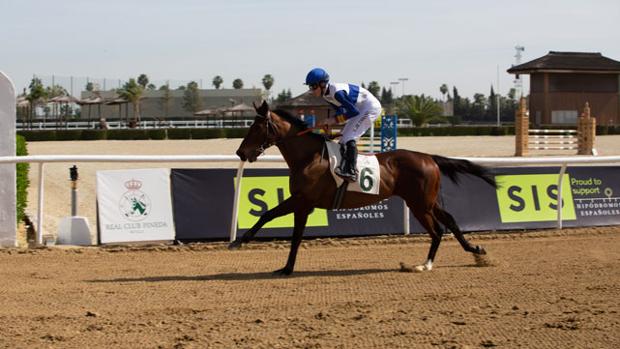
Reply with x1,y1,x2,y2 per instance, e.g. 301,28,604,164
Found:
117,78,144,127
137,74,149,89
262,74,274,91
26,77,46,128
232,78,244,89
367,81,381,98
182,81,203,113
397,95,444,127
262,74,274,100
439,84,449,101
212,75,223,89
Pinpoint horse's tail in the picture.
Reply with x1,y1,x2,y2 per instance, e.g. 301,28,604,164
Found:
431,155,497,188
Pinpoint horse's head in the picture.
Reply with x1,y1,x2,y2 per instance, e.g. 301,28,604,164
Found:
236,100,285,162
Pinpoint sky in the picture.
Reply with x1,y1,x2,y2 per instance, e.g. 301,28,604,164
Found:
1,0,619,100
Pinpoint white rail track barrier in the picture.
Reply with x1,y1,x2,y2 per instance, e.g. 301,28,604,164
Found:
2,154,620,246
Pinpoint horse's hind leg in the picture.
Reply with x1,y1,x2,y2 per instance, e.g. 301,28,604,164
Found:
409,204,442,271
433,206,486,255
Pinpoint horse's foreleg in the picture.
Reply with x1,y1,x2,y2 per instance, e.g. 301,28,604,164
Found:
273,208,311,276
433,206,486,255
228,197,297,250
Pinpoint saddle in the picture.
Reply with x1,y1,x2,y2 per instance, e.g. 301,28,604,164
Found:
325,141,381,195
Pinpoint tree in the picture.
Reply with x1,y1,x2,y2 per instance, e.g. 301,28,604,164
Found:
367,81,380,98
396,95,444,127
45,84,69,124
212,75,223,89
452,86,461,115
275,89,292,103
137,74,149,89
159,82,172,120
507,88,516,100
117,78,144,126
232,78,244,89
471,93,487,121
501,89,518,121
147,83,156,90
262,74,274,91
440,84,449,101
85,82,94,92
380,87,394,107
26,77,46,126
487,85,497,121
182,81,203,114
45,85,68,98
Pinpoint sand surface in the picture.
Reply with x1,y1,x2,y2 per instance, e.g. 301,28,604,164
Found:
1,228,619,348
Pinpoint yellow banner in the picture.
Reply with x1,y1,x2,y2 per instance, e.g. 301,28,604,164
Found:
495,174,576,223
236,176,328,229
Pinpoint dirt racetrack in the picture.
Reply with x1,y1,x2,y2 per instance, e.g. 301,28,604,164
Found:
1,227,619,348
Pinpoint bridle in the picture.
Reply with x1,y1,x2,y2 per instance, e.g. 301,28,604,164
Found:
252,109,328,164
255,111,281,155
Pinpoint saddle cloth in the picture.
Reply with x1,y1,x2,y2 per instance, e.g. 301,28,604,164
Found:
326,141,381,195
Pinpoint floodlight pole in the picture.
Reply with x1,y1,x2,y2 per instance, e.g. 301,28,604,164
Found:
398,78,408,96
390,82,399,97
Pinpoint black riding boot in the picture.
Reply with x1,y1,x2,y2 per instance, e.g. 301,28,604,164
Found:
335,140,358,182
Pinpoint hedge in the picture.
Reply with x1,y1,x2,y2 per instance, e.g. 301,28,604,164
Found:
398,126,515,137
16,135,29,223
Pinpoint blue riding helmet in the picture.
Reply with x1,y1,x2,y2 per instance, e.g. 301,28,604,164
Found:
305,68,330,85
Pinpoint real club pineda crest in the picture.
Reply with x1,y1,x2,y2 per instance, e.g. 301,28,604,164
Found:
119,179,151,221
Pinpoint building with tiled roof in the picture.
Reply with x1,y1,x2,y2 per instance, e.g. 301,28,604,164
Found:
508,51,620,126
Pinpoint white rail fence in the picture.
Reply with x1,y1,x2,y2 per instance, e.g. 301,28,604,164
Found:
2,154,620,246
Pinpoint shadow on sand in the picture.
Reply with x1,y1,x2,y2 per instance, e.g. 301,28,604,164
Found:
87,268,393,283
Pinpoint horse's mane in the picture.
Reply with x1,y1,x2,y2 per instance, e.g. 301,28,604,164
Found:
272,108,327,141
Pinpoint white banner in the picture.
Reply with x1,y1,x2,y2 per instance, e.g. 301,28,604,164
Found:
97,168,175,243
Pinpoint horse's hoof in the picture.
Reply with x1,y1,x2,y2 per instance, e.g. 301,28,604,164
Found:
272,267,293,276
475,246,487,255
228,240,242,250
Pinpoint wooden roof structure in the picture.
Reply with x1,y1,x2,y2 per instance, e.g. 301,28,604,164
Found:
508,51,620,74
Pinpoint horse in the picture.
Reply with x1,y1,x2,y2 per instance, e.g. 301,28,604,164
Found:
230,101,496,276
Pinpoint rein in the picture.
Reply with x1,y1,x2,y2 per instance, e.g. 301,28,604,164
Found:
255,111,330,163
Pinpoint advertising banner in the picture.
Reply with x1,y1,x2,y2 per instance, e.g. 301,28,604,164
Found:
97,168,175,243
171,169,414,240
426,166,620,231
172,166,620,241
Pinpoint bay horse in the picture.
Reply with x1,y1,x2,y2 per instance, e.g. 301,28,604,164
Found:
230,101,496,275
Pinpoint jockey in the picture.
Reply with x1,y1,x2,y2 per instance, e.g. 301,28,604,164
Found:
305,67,382,182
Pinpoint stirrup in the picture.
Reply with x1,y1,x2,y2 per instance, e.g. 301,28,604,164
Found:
335,167,357,182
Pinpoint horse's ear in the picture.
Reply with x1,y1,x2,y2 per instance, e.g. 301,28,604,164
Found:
254,99,270,117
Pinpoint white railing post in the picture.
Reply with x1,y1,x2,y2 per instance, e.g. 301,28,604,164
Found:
557,163,568,229
230,161,246,242
403,202,410,235
37,163,45,245
369,122,375,154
